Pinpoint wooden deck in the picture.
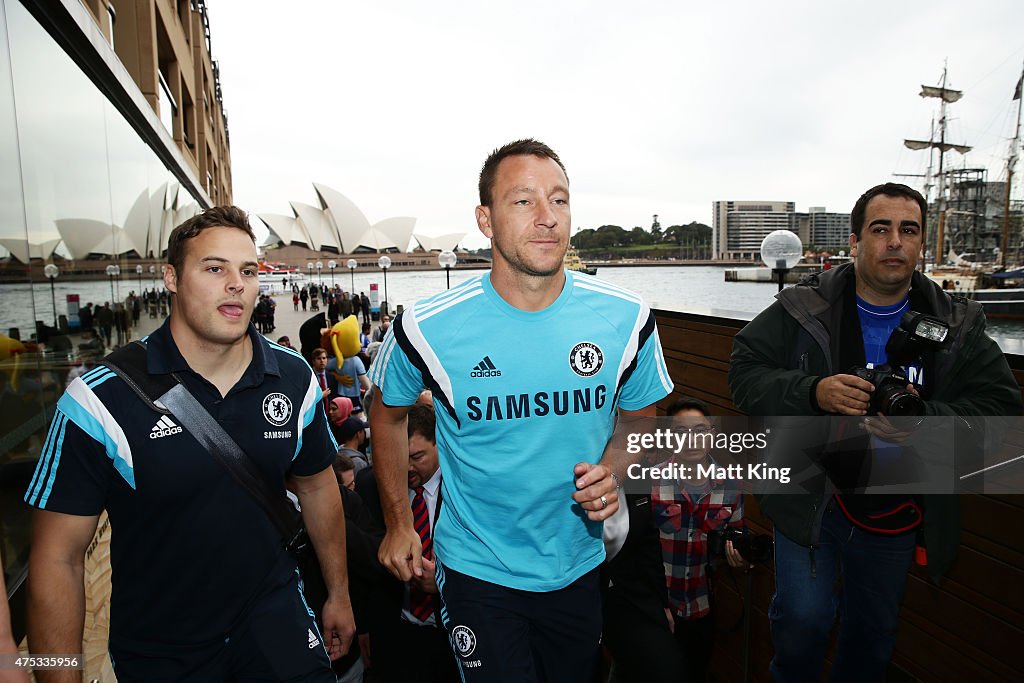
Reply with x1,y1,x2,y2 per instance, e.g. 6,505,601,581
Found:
654,308,1024,682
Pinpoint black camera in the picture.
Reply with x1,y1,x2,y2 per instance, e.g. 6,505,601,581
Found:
849,365,921,416
708,528,773,564
848,311,949,417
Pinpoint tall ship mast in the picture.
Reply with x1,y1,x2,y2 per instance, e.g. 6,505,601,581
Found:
902,63,972,266
1000,62,1024,267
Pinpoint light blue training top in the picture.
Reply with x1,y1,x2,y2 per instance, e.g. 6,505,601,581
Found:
369,270,673,591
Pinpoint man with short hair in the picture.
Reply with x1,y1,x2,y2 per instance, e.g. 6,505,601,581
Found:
369,139,672,682
372,314,391,343
336,416,369,473
333,451,358,492
312,346,339,411
729,183,1021,682
25,205,356,681
358,405,458,683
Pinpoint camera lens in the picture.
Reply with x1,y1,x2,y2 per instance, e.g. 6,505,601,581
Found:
880,388,924,416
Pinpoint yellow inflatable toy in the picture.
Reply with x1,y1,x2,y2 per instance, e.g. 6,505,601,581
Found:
323,315,361,389
0,333,26,390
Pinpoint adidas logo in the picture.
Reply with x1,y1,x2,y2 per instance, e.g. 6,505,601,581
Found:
149,415,183,439
307,628,320,649
470,355,501,378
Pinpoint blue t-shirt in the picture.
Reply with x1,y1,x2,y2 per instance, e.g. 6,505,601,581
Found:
328,355,366,399
856,296,923,460
856,296,909,368
369,271,673,591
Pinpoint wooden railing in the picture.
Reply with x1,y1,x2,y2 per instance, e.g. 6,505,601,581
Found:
653,308,1024,682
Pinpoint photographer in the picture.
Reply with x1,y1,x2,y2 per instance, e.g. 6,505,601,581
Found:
728,183,1021,682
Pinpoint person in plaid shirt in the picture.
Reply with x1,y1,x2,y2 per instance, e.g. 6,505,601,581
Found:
653,397,746,682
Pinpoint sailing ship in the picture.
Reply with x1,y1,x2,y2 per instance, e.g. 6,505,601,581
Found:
901,63,1024,318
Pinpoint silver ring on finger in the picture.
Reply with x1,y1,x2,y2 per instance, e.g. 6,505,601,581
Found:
600,495,608,510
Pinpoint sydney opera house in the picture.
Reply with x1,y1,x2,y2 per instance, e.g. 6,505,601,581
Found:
0,179,471,270
256,182,470,262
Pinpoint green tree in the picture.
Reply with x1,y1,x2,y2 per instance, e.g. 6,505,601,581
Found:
572,228,597,250
630,226,654,245
594,225,628,248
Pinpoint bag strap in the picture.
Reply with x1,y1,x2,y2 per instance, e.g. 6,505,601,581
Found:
102,341,302,546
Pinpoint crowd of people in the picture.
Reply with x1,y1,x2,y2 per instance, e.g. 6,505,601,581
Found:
5,140,1020,683
293,284,374,327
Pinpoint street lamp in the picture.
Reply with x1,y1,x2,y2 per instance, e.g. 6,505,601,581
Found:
438,250,457,289
328,259,337,288
135,264,143,293
105,264,120,302
44,263,59,328
377,255,391,314
316,261,323,287
759,230,802,293
347,258,357,292
148,264,157,289
307,261,314,284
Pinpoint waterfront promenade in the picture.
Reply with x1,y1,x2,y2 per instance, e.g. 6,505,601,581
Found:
122,291,387,352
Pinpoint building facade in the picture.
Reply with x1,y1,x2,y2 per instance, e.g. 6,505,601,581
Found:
0,1,232,665
806,207,851,249
712,200,798,260
80,0,231,203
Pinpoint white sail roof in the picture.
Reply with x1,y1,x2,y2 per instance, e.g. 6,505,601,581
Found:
55,219,138,258
369,217,416,253
0,238,62,263
258,213,305,246
259,184,422,253
122,188,152,257
291,201,338,251
313,183,371,253
413,232,468,252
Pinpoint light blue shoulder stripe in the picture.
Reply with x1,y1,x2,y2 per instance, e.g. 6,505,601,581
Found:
267,339,306,363
369,334,398,385
415,276,484,315
25,412,67,505
55,386,136,491
81,365,111,384
85,369,116,388
293,374,321,461
37,412,74,508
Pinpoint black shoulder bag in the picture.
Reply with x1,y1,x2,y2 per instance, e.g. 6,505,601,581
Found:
101,341,330,629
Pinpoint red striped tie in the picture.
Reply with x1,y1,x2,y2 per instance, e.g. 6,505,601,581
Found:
319,372,329,411
409,486,434,621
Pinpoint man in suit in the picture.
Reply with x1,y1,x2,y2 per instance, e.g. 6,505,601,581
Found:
312,347,339,411
356,405,458,683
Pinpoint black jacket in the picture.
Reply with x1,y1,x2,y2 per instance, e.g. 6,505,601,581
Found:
729,263,1021,581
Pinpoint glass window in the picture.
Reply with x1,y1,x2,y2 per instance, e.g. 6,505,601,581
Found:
157,68,176,134
106,3,115,48
0,0,204,591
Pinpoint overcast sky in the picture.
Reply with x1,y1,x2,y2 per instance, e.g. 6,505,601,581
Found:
205,1,1024,250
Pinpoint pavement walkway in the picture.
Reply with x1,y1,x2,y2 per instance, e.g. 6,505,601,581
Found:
128,292,385,356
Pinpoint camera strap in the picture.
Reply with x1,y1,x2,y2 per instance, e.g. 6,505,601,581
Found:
101,341,302,547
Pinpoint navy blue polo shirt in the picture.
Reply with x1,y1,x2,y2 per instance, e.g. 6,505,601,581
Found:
24,320,336,652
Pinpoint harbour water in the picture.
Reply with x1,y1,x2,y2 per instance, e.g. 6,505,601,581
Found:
5,265,1024,354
